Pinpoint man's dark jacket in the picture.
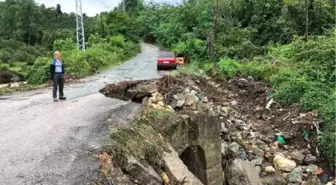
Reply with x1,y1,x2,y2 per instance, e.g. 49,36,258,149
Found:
50,58,65,80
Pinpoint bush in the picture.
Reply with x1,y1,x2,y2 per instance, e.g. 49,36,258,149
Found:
217,58,241,78
26,57,50,84
26,35,139,84
299,82,333,112
318,132,336,167
240,60,279,81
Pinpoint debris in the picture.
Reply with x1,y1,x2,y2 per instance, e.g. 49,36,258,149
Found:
161,172,169,185
266,98,274,110
277,136,285,145
100,74,331,184
313,122,321,134
302,130,310,141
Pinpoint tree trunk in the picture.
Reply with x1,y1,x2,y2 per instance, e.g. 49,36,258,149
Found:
208,0,219,57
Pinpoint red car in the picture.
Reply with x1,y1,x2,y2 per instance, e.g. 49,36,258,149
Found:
157,52,177,70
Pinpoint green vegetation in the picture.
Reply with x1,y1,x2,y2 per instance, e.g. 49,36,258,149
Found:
129,0,335,167
106,108,176,171
0,0,139,84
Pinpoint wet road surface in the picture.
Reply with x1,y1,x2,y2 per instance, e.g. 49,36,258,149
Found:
0,43,167,185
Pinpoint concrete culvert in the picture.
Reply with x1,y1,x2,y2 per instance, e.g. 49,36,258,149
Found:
180,145,207,184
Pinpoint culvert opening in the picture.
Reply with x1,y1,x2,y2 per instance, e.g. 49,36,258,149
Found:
179,145,207,184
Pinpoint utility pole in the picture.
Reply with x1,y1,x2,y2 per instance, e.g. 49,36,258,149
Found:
304,0,309,41
123,0,126,12
76,0,85,52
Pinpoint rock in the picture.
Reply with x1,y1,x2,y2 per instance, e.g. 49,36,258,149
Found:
225,159,263,185
318,173,330,184
302,177,322,185
100,80,156,102
161,172,169,185
185,94,196,106
261,173,287,185
292,151,305,164
228,142,241,156
201,96,208,103
304,154,317,165
233,132,243,141
256,166,261,175
252,145,265,157
163,146,203,185
221,123,229,135
228,142,248,159
231,100,238,106
238,78,248,83
265,153,273,162
286,166,304,183
251,157,263,166
10,82,20,88
221,142,229,157
306,164,319,173
221,106,231,115
0,83,9,89
273,153,297,172
176,99,185,108
122,155,163,185
265,166,276,173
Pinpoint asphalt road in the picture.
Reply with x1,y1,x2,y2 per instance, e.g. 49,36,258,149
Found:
0,43,165,185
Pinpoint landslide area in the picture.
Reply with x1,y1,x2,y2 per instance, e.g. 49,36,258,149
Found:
95,73,333,185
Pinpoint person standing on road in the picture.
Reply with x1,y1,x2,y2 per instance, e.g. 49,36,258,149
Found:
50,51,66,102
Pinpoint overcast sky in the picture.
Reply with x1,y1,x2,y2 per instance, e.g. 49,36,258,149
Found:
34,0,181,16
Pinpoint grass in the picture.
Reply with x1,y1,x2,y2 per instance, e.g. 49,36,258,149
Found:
173,63,206,77
104,108,180,171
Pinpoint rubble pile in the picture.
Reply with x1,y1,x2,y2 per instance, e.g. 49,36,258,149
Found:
100,73,335,185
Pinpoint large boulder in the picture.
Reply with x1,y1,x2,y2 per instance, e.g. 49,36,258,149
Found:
261,173,287,185
286,166,304,184
228,142,248,159
225,159,263,185
273,153,297,172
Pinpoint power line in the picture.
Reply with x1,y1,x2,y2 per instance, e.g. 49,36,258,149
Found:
75,0,85,52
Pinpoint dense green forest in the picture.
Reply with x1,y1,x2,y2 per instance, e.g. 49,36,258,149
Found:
0,0,334,167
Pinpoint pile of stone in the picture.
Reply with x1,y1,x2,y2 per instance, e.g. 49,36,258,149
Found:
144,92,174,112
100,74,335,185
149,77,334,185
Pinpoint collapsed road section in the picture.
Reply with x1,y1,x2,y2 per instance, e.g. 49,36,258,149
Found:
97,73,334,185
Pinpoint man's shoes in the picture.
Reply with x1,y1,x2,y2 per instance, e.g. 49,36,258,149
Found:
59,97,66,100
